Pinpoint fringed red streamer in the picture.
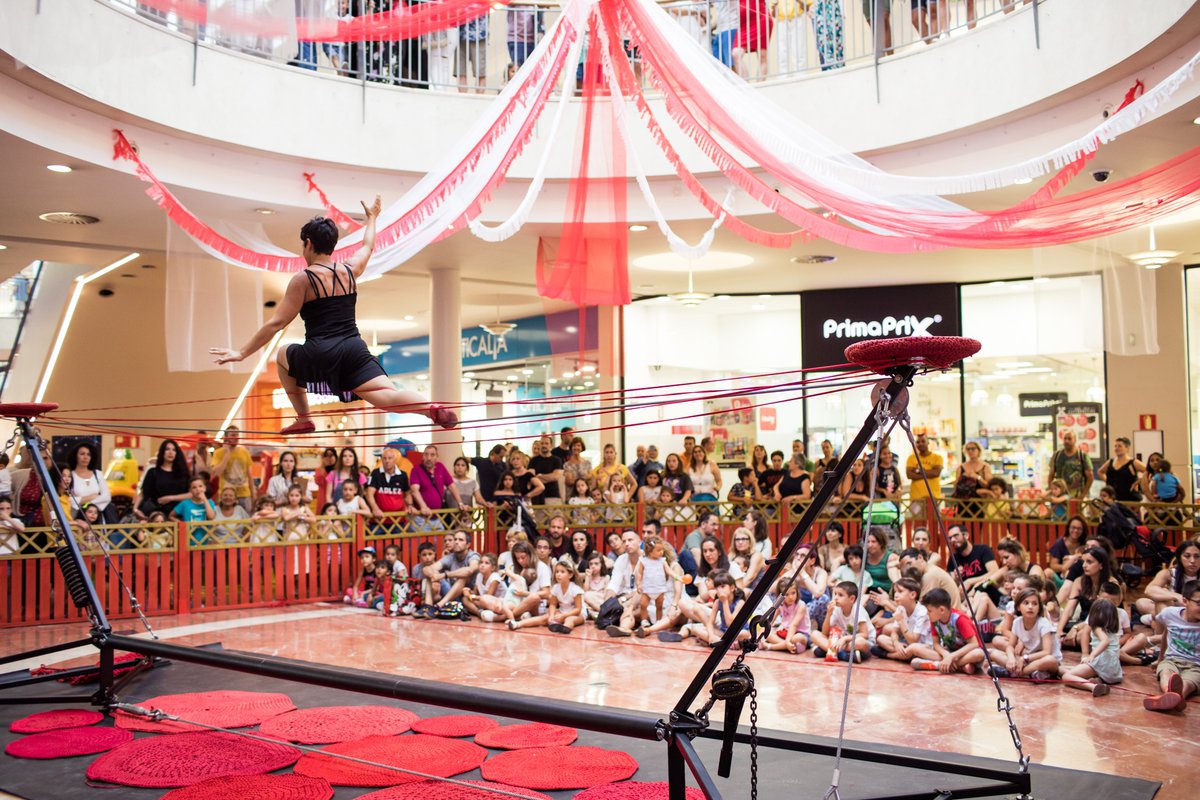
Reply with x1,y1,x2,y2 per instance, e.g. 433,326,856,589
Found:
303,173,362,232
127,0,504,42
537,16,630,307
616,0,1200,250
110,19,575,272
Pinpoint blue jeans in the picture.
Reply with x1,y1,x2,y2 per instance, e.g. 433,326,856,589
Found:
508,40,534,68
711,30,736,67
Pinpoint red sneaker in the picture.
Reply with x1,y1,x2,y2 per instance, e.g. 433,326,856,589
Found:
280,419,316,436
1143,692,1183,712
430,404,458,430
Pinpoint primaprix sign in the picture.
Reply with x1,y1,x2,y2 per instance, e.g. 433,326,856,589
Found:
801,284,960,369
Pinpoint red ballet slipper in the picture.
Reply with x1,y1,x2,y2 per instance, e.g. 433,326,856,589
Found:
279,419,316,436
430,404,458,430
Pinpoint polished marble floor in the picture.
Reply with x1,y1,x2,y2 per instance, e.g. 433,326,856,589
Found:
2,604,1190,799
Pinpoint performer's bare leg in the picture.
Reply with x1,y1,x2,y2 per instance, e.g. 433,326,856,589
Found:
354,375,458,428
277,348,311,426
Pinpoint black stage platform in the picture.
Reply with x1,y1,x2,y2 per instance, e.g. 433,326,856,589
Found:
0,645,1160,800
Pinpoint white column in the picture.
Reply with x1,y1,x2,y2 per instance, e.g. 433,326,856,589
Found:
429,265,462,458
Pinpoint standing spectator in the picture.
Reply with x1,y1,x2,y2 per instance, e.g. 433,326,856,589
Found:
771,0,807,74
366,447,415,521
637,445,663,486
905,434,943,520
450,456,486,509
1097,437,1145,502
813,439,837,475
136,439,192,519
456,14,488,93
266,450,313,507
213,487,250,543
509,451,545,506
312,447,339,510
687,444,722,502
679,435,698,471
506,2,540,71
211,426,255,514
426,10,458,89
710,0,739,68
810,0,844,70
528,435,563,505
774,453,812,507
0,454,12,499
1047,430,1094,500
910,0,935,43
661,452,694,505
669,1,708,46
791,439,815,471
873,447,904,503
171,477,216,543
562,437,593,491
551,426,575,463
758,449,786,498
410,444,459,528
67,443,113,523
471,443,508,505
591,444,636,494
861,0,892,55
327,447,367,502
735,0,772,79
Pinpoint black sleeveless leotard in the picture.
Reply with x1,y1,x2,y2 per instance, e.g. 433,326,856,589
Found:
285,263,386,401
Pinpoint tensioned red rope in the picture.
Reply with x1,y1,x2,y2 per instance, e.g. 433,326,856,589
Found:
303,174,362,232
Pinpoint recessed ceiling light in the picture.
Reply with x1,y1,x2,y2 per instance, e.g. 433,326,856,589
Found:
562,371,574,378
548,378,558,384
757,294,772,298
507,374,519,381
1193,116,1200,125
46,164,73,173
254,208,276,215
403,314,414,321
461,377,472,383
521,368,534,375
989,280,1007,286
400,351,412,357
790,255,837,264
1012,176,1033,185
464,371,476,378
629,224,648,232
715,294,732,300
39,211,99,225
0,244,7,251
416,373,428,380
565,325,578,333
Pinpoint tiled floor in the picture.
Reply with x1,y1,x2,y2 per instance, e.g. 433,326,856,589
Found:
2,605,1190,799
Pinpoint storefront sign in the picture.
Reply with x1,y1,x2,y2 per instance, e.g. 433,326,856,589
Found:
1140,414,1158,430
1018,392,1069,417
760,407,777,431
379,308,599,375
1052,402,1104,458
800,284,960,368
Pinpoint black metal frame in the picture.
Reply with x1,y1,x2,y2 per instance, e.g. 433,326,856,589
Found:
1,388,1032,800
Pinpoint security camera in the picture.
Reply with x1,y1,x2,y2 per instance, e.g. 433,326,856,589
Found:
1092,169,1111,183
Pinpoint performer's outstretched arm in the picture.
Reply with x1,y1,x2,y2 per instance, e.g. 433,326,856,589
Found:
348,196,381,279
210,277,305,365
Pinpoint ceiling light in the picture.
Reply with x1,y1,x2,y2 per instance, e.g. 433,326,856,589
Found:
464,371,476,378
416,373,428,380
521,368,534,375
790,255,837,264
580,364,596,373
0,244,7,250
715,294,732,300
629,224,649,232
367,331,391,357
1012,176,1033,185
562,371,574,378
1032,276,1050,283
400,350,411,357
1126,225,1181,270
548,378,558,384
1193,116,1200,125
39,212,99,225
480,321,517,337
584,381,594,387
507,374,519,381
669,292,711,307
565,325,578,333
254,207,276,215
46,164,73,173
461,377,472,383
403,314,414,321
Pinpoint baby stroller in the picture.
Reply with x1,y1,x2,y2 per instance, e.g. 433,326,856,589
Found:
499,495,539,539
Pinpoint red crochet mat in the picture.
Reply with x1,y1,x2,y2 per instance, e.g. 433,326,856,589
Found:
411,715,499,738
4,726,132,759
86,730,300,788
160,774,334,800
575,782,706,800
29,653,145,685
257,706,419,744
844,336,981,373
10,708,104,733
480,746,639,790
473,722,577,750
294,734,487,787
357,779,553,800
113,690,296,733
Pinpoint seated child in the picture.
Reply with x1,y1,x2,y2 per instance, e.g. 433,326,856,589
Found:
987,588,1060,680
508,560,585,633
764,578,811,654
811,580,875,663
678,571,750,646
1144,578,1200,712
0,495,24,555
582,553,611,616
1093,581,1156,666
414,542,438,607
914,588,985,674
636,536,681,627
463,553,506,622
343,546,378,607
1062,598,1123,697
828,545,873,593
383,544,409,579
365,563,393,611
872,577,935,662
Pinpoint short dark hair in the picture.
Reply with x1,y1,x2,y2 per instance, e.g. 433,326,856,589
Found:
835,580,859,599
698,510,718,526
922,588,952,608
1183,578,1200,599
642,518,662,533
894,577,921,595
899,547,926,561
737,467,753,481
844,544,863,561
418,542,435,554
300,216,339,254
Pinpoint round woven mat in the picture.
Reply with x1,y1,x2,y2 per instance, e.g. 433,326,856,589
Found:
480,746,639,790
10,708,104,734
356,779,553,800
473,723,577,750
575,781,706,799
294,734,487,787
410,715,498,738
86,730,300,788
257,706,419,744
113,690,295,733
5,726,131,759
160,774,334,800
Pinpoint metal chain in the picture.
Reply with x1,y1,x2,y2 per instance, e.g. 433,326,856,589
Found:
749,686,759,800
897,414,1031,773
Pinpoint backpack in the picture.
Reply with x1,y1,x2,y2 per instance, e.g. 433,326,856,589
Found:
435,601,469,621
1097,503,1138,550
594,597,624,629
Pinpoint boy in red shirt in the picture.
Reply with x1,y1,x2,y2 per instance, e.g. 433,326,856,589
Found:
914,588,985,674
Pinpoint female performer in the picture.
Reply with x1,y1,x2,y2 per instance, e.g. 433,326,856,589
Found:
211,198,456,434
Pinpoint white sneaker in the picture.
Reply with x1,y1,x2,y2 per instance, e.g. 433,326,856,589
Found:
520,612,532,621
481,610,496,623
1140,613,1153,627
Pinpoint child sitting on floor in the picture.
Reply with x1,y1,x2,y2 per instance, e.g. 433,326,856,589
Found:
1094,581,1156,666
463,553,506,622
1144,578,1200,712
872,577,935,663
343,547,378,607
914,588,985,674
414,542,438,607
383,544,409,580
812,581,875,663
987,588,1061,681
1063,598,1123,697
828,545,873,593
678,571,748,647
635,536,679,628
365,562,393,611
764,578,811,654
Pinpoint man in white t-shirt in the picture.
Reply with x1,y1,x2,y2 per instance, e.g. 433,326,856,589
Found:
605,530,647,638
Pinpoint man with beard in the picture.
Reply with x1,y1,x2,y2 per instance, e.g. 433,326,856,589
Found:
945,523,999,604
